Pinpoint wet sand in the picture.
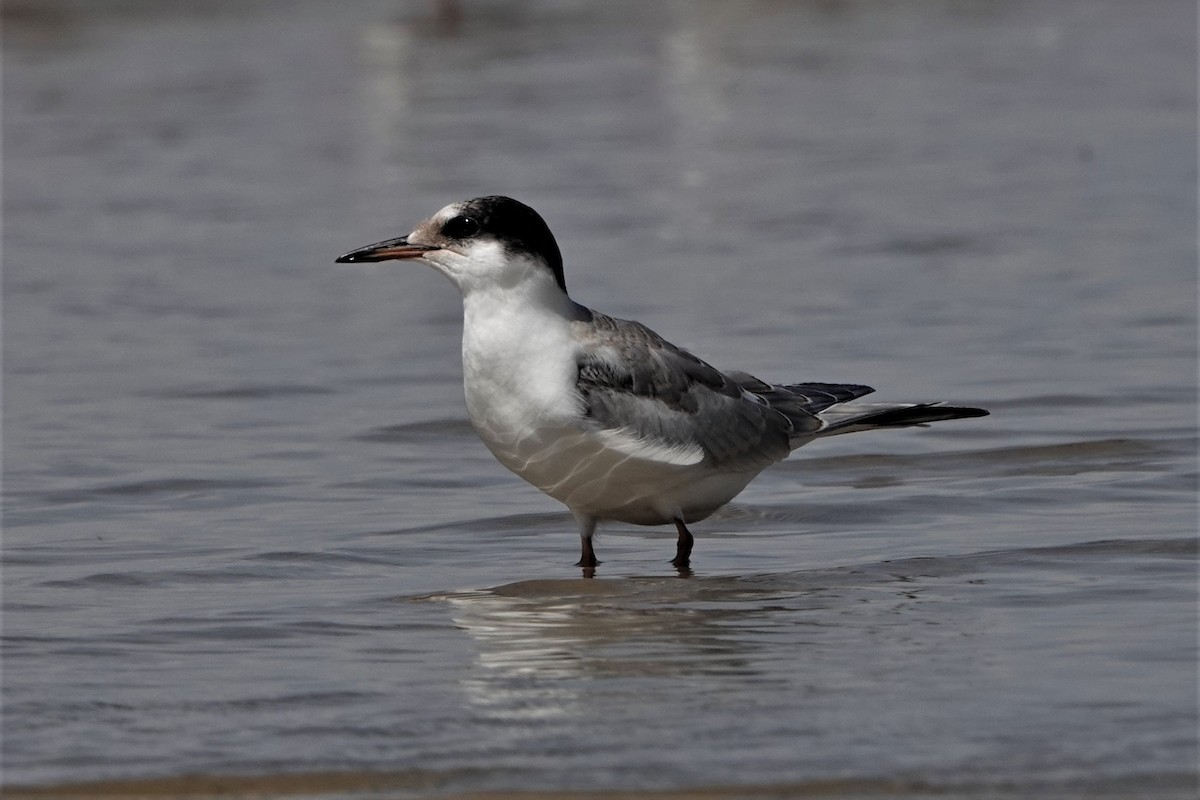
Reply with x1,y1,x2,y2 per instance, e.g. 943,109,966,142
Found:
7,770,1197,800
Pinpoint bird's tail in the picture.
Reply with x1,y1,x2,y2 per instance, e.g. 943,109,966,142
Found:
729,373,987,444
814,402,989,437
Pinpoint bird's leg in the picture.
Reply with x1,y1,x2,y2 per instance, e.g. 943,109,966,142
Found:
573,512,599,572
577,538,599,576
671,518,694,569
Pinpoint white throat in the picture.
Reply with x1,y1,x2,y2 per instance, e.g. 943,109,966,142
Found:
458,270,585,446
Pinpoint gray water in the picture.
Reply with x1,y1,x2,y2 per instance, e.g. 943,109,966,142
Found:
3,1,1196,797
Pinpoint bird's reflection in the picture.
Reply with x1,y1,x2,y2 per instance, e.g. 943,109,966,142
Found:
426,548,980,727
437,575,801,722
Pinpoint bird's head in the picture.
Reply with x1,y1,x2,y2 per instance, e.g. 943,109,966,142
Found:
336,196,567,297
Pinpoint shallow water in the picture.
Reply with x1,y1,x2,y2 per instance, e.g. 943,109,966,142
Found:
2,0,1196,797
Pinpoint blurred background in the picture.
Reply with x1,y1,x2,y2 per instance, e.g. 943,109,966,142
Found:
3,1,1196,797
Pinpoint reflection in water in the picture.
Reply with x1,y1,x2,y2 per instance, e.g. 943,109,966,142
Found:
432,567,929,727
440,576,778,722
432,536,1198,751
446,589,591,722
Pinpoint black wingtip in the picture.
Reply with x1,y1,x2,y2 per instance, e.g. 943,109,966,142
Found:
885,405,990,425
821,404,989,435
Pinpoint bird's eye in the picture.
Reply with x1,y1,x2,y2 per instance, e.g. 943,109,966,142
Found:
443,216,481,239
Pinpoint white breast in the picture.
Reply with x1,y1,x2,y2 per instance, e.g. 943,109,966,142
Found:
457,284,763,526
459,283,585,469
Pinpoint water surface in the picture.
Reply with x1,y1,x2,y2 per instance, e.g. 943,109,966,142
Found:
3,1,1196,797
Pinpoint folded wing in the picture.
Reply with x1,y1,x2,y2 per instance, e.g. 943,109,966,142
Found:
573,310,988,468
574,313,807,471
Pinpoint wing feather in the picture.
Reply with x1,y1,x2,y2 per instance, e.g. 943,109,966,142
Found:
570,311,986,465
574,313,807,470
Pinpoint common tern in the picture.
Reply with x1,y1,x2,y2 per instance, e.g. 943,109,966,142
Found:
337,196,987,571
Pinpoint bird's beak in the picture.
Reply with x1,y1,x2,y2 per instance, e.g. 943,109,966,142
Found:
335,235,439,263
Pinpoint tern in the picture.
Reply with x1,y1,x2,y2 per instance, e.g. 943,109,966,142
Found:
337,196,987,571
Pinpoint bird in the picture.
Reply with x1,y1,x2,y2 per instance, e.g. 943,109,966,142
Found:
336,196,987,572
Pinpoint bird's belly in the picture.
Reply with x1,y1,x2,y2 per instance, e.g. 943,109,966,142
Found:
472,418,760,525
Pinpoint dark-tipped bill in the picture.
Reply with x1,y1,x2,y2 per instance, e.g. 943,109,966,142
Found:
335,236,439,263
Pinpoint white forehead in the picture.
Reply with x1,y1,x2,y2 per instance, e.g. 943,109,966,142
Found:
431,202,465,224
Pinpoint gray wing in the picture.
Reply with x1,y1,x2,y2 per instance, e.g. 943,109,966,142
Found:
574,312,821,470
729,375,876,417
782,381,876,412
